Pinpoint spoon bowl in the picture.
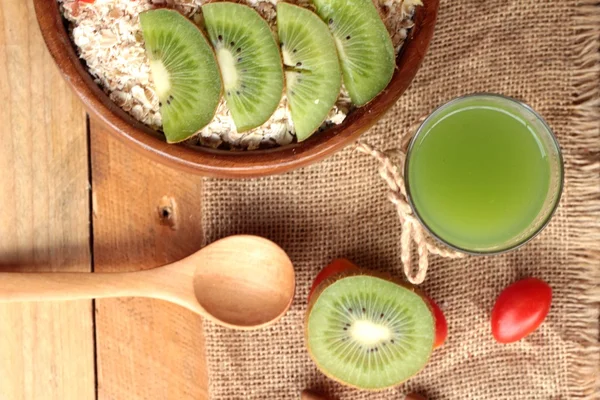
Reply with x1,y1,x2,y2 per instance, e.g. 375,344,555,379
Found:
191,236,296,328
0,235,295,330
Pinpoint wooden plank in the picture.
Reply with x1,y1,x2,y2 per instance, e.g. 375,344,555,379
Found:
90,120,208,400
0,1,95,399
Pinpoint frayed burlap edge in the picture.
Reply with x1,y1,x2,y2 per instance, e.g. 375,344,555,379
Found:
567,1,600,398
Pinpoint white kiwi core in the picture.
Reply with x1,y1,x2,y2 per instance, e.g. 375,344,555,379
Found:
149,59,171,100
216,48,239,89
350,320,392,346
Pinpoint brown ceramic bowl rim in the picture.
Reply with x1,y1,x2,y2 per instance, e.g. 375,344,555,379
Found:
34,0,439,178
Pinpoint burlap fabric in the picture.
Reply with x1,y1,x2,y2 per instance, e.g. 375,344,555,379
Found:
201,0,600,398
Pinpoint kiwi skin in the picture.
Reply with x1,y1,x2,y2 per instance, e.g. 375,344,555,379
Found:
304,267,436,391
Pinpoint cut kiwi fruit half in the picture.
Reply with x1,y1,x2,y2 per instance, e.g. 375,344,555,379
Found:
312,0,395,106
276,3,341,141
306,272,435,390
203,2,284,132
140,9,222,143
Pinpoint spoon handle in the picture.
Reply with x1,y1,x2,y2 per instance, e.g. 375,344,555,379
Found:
0,271,160,303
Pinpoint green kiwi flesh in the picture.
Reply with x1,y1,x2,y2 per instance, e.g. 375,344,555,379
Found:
306,274,435,389
311,0,395,106
203,2,284,132
140,9,222,143
276,3,341,141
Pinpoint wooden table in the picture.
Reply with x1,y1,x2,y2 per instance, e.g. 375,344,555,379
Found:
0,1,209,398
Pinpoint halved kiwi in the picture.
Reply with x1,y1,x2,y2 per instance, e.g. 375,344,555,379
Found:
140,9,222,143
306,272,435,390
202,2,284,132
312,0,395,106
276,3,341,141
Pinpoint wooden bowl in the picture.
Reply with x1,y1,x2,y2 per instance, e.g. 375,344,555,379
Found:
34,1,439,178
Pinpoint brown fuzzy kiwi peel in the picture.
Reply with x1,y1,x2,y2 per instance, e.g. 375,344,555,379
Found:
304,268,436,390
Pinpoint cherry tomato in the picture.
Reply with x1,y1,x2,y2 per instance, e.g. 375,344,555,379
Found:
308,258,359,301
78,0,95,3
491,278,552,343
426,296,448,349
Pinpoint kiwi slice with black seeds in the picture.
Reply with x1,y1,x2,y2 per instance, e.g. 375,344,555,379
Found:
276,3,341,141
306,273,435,390
312,0,395,106
203,2,284,132
140,9,222,143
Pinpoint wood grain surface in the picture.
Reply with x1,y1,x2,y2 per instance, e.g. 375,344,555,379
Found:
90,119,208,400
1,1,209,398
0,1,95,399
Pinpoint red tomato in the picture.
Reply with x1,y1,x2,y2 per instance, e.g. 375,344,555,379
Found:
491,278,552,343
426,296,448,349
308,258,359,301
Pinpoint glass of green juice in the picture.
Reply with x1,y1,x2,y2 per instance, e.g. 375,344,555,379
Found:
405,94,563,254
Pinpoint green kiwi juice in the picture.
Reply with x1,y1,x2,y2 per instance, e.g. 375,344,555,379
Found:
406,94,562,253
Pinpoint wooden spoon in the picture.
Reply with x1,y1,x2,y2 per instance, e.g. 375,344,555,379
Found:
0,235,295,330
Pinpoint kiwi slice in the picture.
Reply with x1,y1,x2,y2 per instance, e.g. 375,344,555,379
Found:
306,273,435,390
312,0,395,106
140,9,222,143
203,2,284,132
276,3,341,141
